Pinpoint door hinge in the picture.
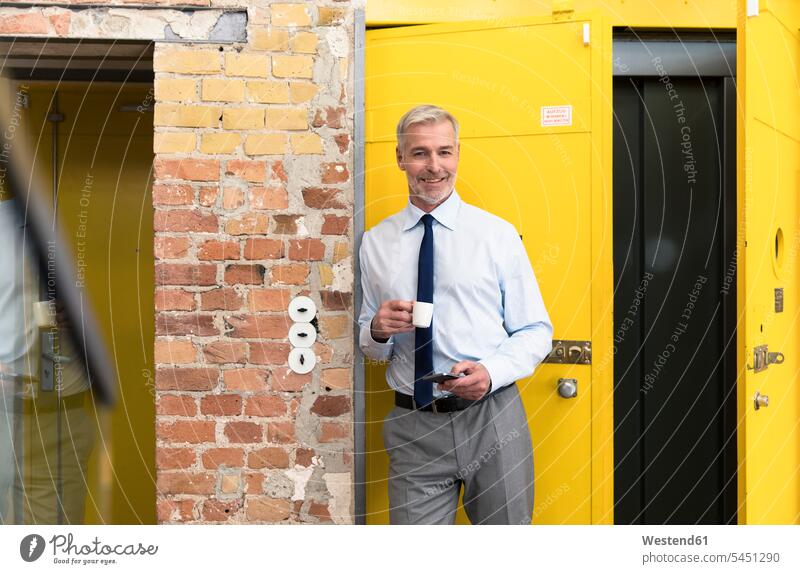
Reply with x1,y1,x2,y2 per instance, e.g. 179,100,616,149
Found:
747,344,784,373
545,339,591,365
747,0,759,17
582,23,590,46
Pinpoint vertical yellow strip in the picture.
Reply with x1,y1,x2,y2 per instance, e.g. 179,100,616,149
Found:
590,14,615,525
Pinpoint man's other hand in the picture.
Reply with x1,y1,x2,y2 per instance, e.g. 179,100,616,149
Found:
370,299,415,342
441,361,492,401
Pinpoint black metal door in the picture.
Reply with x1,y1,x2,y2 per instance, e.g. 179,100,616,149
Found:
613,75,737,524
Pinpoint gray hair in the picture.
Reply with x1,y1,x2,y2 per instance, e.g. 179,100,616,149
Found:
396,104,460,149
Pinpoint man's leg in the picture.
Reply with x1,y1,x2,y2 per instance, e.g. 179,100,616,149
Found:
383,405,461,524
455,385,535,525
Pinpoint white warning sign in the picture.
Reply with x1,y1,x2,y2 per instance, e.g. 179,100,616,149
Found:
541,105,573,127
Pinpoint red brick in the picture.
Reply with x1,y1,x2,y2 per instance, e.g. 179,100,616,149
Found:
199,185,219,207
198,240,240,260
250,186,289,209
312,106,345,129
271,161,288,183
249,289,291,312
288,239,325,261
198,385,241,413
154,339,196,364
244,238,284,260
321,215,348,235
322,368,350,391
157,395,197,416
156,263,217,286
320,290,352,310
157,472,216,495
273,214,301,235
203,340,248,363
270,263,309,285
247,447,290,469
154,210,218,233
155,289,196,311
200,287,244,311
0,13,49,35
202,499,242,522
311,395,350,417
224,368,268,392
249,341,291,363
225,213,269,235
154,236,191,259
334,133,350,154
309,501,332,522
156,313,216,336
157,447,196,470
246,497,291,522
155,158,219,181
225,315,290,338
244,395,287,417
225,421,263,443
314,341,333,364
201,447,245,469
317,314,348,339
200,394,243,416
226,159,266,182
222,187,245,209
295,448,315,467
153,183,194,205
302,187,345,209
321,162,349,183
267,421,295,443
319,422,349,443
158,420,216,444
157,367,219,391
244,472,264,494
157,498,195,522
271,367,310,392
49,13,71,36
225,264,266,285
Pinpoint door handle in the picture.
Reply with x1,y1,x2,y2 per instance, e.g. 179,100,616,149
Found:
557,378,578,399
754,391,769,411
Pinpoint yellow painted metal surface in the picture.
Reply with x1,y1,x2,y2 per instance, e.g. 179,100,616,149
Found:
737,1,800,524
23,83,156,524
365,13,614,524
366,0,735,28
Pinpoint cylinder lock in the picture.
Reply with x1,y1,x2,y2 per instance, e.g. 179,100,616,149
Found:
557,378,578,399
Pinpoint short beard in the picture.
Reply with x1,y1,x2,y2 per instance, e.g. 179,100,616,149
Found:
412,184,454,206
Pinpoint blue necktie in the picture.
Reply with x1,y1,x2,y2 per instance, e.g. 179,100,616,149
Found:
414,213,435,407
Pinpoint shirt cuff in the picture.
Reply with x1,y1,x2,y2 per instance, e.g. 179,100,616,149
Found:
358,317,394,361
479,358,511,393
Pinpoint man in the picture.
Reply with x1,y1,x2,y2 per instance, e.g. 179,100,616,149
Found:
358,104,554,524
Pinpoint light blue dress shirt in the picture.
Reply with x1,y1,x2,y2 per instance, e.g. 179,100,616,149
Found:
358,190,554,398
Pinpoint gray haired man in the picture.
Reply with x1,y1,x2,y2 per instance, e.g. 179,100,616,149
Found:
358,104,553,524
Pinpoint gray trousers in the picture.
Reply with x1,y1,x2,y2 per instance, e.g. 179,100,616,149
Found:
382,383,534,525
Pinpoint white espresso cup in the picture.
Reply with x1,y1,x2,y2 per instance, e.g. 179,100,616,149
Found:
412,301,434,328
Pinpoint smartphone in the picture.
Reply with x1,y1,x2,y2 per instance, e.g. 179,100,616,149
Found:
420,372,465,385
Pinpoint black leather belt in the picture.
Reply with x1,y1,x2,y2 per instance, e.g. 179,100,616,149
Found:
395,382,513,414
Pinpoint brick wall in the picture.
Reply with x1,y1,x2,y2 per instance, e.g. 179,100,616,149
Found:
0,0,356,524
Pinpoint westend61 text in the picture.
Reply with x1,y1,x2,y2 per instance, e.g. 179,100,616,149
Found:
642,535,708,546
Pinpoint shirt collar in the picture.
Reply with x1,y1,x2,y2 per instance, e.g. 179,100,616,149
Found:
402,189,461,232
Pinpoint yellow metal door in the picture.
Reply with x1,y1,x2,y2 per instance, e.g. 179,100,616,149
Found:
738,1,800,524
21,83,156,524
364,14,614,524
